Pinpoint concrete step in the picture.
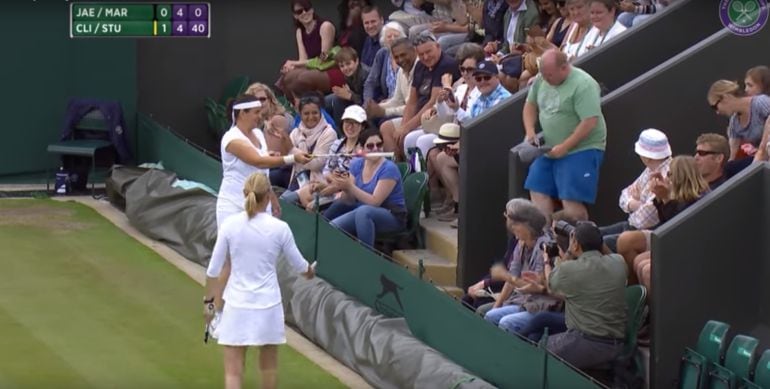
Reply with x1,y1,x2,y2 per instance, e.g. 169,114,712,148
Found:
420,216,458,264
392,249,457,287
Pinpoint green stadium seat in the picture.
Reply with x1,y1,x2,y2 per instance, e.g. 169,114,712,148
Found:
678,321,730,389
397,162,411,179
709,335,759,389
377,172,428,250
750,349,770,388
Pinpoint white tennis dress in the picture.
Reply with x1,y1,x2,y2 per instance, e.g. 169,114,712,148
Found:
216,126,271,228
206,212,309,346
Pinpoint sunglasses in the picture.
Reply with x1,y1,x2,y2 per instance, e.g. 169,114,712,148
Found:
293,6,311,15
711,96,723,111
364,141,384,150
459,66,476,73
474,75,492,82
695,149,720,156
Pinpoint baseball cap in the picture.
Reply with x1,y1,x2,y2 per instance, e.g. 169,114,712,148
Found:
341,105,367,123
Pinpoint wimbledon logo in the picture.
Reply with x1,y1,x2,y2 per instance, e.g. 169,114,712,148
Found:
720,0,769,36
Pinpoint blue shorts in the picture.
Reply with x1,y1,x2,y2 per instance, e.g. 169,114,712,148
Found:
524,149,604,204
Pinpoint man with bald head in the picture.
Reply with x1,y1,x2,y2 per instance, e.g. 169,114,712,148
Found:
522,49,607,220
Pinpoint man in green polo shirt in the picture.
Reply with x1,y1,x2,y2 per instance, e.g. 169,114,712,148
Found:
523,49,607,221
545,222,627,369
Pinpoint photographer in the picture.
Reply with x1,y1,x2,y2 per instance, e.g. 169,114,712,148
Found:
544,222,628,369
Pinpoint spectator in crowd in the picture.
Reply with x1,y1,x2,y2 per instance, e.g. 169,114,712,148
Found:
280,0,344,100
388,0,448,29
323,128,407,248
486,0,540,56
483,199,560,335
291,93,337,133
386,33,460,159
516,209,577,341
469,60,514,120
360,6,385,67
617,0,673,28
545,222,627,369
245,83,293,127
432,123,461,225
365,38,419,124
599,129,672,252
582,0,626,53
694,133,730,190
745,65,770,96
546,0,572,48
364,21,408,104
337,0,370,54
204,172,314,389
423,1,472,55
523,49,606,221
482,0,511,53
288,105,367,210
325,47,370,131
285,94,338,193
433,43,485,125
264,115,295,189
707,79,770,167
560,0,591,62
536,0,560,33
617,156,709,287
517,35,558,90
462,237,519,310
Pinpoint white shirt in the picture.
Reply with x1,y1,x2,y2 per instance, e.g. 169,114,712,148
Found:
206,212,308,309
380,60,418,117
436,83,481,124
579,21,627,57
505,1,529,47
218,126,269,207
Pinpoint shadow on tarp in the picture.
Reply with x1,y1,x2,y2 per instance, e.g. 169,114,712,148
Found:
281,201,604,389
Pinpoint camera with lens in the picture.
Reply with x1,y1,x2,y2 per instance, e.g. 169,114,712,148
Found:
553,220,575,238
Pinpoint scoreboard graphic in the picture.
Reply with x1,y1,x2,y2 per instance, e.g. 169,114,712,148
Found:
70,3,211,38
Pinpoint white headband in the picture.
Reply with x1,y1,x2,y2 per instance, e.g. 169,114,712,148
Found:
232,100,262,126
234,101,262,110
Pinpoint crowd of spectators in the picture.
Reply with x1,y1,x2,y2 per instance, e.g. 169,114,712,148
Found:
213,0,770,381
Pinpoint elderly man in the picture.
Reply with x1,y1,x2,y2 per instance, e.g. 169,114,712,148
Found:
366,38,418,121
468,60,513,121
360,6,384,67
522,49,607,220
694,133,730,190
384,33,460,158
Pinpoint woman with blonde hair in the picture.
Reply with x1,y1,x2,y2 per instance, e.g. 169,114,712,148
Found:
616,156,709,289
244,83,291,124
707,79,770,163
205,172,315,389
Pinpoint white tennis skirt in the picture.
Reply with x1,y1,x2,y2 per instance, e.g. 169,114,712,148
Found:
214,303,286,346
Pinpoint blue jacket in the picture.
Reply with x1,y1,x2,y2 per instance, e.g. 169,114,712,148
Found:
363,47,394,103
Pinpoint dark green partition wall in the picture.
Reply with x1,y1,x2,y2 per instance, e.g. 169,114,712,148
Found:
460,0,724,288
280,203,603,389
652,163,768,388
0,2,136,177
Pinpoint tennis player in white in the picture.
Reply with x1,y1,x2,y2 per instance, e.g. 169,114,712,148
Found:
204,172,314,389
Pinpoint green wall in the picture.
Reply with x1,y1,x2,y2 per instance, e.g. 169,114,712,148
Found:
0,2,136,176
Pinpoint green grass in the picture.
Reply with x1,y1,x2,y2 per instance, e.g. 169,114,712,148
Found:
0,199,346,388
